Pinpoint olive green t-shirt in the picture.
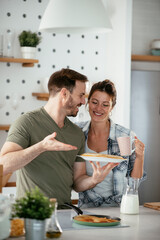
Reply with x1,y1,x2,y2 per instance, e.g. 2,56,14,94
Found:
7,107,85,207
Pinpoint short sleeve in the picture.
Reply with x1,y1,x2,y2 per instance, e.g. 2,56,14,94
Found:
75,133,85,162
6,115,30,149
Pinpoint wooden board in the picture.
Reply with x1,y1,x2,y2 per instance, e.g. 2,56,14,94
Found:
0,165,3,193
144,202,160,211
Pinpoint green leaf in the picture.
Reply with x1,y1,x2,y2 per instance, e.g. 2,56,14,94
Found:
18,31,41,47
12,187,55,220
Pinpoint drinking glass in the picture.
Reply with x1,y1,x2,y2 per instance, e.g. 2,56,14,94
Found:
6,29,15,57
0,34,3,56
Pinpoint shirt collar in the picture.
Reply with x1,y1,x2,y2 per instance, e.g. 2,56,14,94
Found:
108,119,117,141
82,119,117,141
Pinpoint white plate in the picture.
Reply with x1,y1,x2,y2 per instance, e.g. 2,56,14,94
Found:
77,155,124,163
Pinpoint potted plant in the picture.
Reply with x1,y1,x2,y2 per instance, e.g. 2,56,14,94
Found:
12,187,55,240
18,30,41,59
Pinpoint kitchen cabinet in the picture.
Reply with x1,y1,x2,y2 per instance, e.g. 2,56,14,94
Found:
0,57,39,67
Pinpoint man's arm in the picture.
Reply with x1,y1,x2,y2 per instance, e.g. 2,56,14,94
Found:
0,132,77,175
73,161,119,192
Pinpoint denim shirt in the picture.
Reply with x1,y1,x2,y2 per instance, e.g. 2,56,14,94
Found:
76,119,146,208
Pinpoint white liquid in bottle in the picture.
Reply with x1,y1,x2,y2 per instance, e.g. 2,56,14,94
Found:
120,194,139,214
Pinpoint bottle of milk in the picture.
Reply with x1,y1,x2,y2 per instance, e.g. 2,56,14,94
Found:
120,178,139,214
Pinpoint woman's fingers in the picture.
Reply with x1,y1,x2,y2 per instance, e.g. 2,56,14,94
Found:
90,160,120,184
102,162,119,171
134,137,145,158
89,161,97,171
135,138,145,151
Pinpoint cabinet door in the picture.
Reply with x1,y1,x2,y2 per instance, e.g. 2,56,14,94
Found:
131,71,160,204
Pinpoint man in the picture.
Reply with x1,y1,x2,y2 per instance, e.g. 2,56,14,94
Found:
0,68,117,208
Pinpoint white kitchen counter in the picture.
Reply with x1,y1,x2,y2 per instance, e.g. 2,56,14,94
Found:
62,206,160,240
7,206,160,240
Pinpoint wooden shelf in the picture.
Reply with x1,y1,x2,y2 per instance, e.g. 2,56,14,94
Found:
131,55,160,62
0,57,39,67
5,182,16,187
0,125,10,131
32,92,89,101
32,92,49,101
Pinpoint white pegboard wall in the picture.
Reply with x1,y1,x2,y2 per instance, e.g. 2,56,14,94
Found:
0,0,110,146
0,0,110,124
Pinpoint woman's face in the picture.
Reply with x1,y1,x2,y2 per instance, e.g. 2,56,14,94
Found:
88,90,113,122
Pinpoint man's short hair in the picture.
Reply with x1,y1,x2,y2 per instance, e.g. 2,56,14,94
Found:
48,68,88,95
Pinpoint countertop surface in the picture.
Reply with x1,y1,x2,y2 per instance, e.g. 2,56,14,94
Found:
7,206,160,240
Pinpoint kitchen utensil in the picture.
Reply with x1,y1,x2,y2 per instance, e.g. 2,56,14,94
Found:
63,203,121,227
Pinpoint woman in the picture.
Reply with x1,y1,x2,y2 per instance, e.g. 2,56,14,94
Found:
77,80,146,208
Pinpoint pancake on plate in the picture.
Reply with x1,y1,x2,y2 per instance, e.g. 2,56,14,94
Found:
74,215,118,223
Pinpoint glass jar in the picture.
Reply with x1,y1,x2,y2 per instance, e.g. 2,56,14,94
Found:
0,194,11,240
10,218,25,237
46,198,62,238
9,193,25,238
120,178,139,214
5,29,14,57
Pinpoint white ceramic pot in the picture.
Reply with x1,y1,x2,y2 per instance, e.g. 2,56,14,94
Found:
21,46,36,59
151,39,160,49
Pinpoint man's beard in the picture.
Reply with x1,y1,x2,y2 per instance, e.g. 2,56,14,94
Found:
65,96,81,117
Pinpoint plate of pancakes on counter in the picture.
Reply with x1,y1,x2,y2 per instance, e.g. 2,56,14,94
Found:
73,214,121,227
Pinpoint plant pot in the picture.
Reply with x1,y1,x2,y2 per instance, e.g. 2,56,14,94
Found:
25,218,46,240
21,46,36,59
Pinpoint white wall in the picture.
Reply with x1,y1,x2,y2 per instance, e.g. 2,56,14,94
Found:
132,0,160,55
0,0,132,148
104,0,132,128
0,0,132,184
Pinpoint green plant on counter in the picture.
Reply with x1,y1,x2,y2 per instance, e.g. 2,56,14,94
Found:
18,30,41,47
12,187,55,220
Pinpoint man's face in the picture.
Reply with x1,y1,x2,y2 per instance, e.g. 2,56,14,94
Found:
65,81,86,117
